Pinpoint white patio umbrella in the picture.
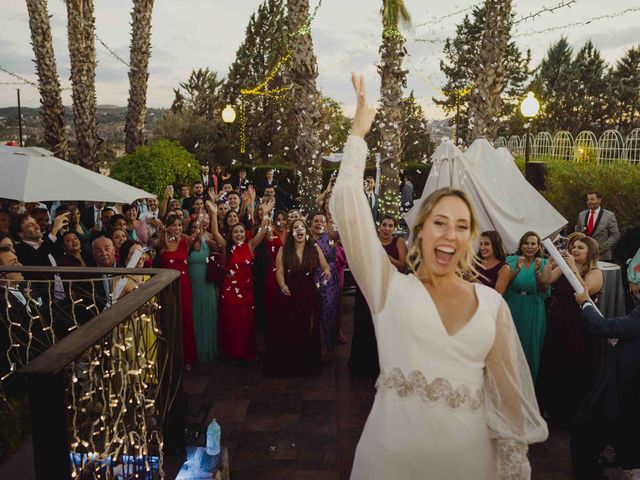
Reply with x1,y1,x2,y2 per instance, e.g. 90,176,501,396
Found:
0,146,155,203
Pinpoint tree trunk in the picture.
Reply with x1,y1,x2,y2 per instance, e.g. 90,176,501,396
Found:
286,0,324,214
25,0,69,160
66,0,100,169
125,0,154,154
378,27,406,219
467,0,512,144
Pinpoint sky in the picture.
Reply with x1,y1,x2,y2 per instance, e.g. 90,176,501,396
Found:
1,0,638,119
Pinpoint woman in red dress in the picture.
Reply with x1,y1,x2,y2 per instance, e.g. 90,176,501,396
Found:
208,199,275,361
158,213,198,366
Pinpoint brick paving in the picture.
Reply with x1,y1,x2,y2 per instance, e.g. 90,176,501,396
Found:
183,294,573,480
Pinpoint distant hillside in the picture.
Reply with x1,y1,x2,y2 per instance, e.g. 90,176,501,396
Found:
0,105,167,147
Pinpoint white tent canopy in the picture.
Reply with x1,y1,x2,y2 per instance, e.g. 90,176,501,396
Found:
0,146,154,203
404,138,567,253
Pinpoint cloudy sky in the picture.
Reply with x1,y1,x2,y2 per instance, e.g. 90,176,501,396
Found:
1,0,638,119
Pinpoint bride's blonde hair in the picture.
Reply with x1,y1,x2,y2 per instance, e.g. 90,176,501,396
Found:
406,188,479,281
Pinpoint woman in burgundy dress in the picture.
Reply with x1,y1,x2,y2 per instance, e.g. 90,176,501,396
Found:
537,235,604,428
348,215,407,378
476,230,510,293
158,213,198,366
264,219,331,377
208,199,274,362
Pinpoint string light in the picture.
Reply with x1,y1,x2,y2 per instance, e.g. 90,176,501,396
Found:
515,6,640,36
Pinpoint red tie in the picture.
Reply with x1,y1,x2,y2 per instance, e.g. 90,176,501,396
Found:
587,210,595,235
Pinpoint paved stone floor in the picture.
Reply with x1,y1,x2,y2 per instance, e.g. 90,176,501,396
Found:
183,295,574,480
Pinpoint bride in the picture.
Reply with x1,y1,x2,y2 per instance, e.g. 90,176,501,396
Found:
329,74,548,479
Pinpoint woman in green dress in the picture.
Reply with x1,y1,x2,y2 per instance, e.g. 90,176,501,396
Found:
187,221,219,362
504,231,548,380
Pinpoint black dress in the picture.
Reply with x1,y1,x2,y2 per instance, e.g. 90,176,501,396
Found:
537,275,602,428
348,238,401,378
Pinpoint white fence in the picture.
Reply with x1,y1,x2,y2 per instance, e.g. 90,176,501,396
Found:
494,129,640,164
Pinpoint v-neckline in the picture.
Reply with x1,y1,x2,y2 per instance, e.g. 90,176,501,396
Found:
413,276,482,338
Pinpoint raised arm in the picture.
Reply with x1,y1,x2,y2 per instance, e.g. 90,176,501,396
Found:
248,199,275,253
206,200,226,249
328,74,396,315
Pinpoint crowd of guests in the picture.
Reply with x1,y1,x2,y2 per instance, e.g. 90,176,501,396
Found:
1,158,639,475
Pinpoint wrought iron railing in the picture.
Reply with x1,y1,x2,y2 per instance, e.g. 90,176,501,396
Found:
495,128,640,164
0,266,184,479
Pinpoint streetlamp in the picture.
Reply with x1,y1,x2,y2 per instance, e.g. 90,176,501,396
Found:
520,91,540,164
221,104,236,166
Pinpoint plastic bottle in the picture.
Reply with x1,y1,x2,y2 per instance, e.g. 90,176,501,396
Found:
206,419,221,455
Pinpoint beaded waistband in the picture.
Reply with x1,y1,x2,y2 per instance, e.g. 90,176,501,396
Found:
375,367,484,411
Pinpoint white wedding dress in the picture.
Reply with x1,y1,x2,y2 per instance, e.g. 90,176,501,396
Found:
329,136,548,480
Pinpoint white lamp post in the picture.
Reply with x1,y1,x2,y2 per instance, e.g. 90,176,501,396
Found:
520,92,540,164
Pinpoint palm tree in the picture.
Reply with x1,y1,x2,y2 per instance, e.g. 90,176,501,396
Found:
25,0,69,160
125,0,155,154
65,0,100,169
466,0,512,143
378,0,410,219
286,0,324,213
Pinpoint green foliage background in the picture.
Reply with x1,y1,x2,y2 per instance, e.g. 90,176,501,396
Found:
110,140,200,197
514,157,640,232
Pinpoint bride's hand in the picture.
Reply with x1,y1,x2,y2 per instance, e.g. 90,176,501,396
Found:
350,72,376,138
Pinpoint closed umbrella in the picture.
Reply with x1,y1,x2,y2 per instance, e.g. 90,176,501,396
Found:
0,146,154,203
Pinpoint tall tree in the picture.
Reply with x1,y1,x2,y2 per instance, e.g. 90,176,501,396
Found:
570,41,608,132
286,0,325,213
66,0,100,168
25,0,69,160
158,68,226,163
378,0,411,219
402,92,434,162
434,5,529,143
124,0,154,154
528,37,574,133
608,45,640,133
467,0,513,143
224,0,295,165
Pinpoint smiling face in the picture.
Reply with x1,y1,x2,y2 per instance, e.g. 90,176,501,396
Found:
231,224,246,245
180,186,190,198
275,212,287,231
291,219,307,244
377,218,395,241
479,235,494,260
124,206,138,221
68,206,81,226
147,198,158,211
227,193,240,210
520,235,540,259
111,229,128,249
287,210,301,227
417,196,472,279
113,218,127,231
217,202,229,218
193,183,204,196
167,218,183,237
226,211,239,228
63,233,81,253
311,214,326,236
222,183,233,193
586,193,601,211
92,237,115,267
18,216,42,242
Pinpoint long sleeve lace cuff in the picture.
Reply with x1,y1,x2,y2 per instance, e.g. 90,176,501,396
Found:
496,440,531,480
335,135,367,187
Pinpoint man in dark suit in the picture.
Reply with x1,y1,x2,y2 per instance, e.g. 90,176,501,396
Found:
80,201,106,230
256,169,279,196
575,191,620,261
234,168,251,195
364,176,379,221
182,181,205,212
200,164,214,191
12,213,68,274
571,284,640,479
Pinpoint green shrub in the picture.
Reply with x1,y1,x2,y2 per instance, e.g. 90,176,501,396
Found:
515,156,640,232
111,140,200,197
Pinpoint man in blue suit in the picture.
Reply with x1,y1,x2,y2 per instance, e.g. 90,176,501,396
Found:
571,280,640,479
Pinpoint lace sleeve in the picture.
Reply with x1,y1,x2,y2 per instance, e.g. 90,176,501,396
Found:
484,298,548,479
328,135,398,314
